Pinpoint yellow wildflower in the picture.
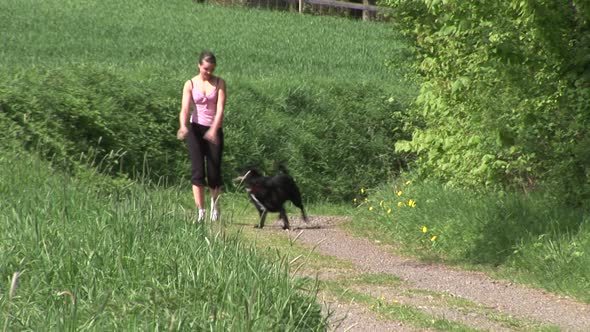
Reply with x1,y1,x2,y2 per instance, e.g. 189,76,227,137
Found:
405,180,412,185
353,198,357,203
360,187,366,194
421,226,428,233
397,201,404,208
387,208,392,214
379,200,384,207
431,235,438,242
369,206,374,211
396,190,403,197
408,199,416,208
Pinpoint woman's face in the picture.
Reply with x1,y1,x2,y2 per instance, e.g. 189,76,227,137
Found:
199,60,216,80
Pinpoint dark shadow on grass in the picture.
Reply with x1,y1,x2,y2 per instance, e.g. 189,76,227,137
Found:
464,195,584,266
256,215,350,231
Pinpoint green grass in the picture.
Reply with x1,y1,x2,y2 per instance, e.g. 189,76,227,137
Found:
0,0,412,87
0,0,417,201
324,282,477,331
0,147,326,330
398,288,555,330
349,178,590,303
320,272,553,330
332,273,403,287
5,0,585,327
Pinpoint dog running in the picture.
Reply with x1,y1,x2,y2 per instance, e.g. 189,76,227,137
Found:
235,166,308,230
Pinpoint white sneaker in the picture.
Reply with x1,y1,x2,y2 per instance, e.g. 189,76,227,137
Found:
211,208,220,222
196,209,206,223
210,197,220,221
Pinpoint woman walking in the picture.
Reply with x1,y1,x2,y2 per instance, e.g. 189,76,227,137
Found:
177,51,226,222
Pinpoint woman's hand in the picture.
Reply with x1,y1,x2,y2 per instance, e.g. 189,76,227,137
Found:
204,128,219,145
177,126,189,140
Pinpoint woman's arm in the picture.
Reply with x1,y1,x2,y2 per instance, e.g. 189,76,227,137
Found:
204,78,226,144
177,80,193,140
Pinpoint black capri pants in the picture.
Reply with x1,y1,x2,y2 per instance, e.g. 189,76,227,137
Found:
186,123,224,188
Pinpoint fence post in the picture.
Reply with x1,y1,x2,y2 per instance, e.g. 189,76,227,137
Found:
299,0,303,12
362,0,369,20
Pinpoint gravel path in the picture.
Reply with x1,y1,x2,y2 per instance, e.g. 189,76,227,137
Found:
320,291,420,332
275,216,590,331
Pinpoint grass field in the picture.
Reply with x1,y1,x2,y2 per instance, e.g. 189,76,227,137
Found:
3,0,589,328
0,0,417,201
0,1,413,328
0,0,411,87
0,146,326,330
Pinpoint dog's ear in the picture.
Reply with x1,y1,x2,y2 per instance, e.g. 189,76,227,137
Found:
276,163,290,175
234,164,263,181
272,160,288,172
248,168,261,177
234,168,255,184
236,163,257,174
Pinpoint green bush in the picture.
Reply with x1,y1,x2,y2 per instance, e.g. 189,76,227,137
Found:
226,80,415,200
0,66,181,182
386,0,590,205
0,65,414,201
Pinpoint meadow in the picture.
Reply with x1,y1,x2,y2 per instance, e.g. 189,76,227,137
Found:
0,145,326,330
2,0,590,329
0,0,408,83
0,0,417,201
0,0,413,328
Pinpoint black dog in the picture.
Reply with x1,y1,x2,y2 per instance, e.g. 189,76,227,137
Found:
235,166,308,230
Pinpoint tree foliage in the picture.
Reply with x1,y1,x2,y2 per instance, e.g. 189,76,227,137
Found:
385,0,590,204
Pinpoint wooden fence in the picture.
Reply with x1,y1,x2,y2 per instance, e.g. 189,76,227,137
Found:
204,0,392,21
298,0,392,20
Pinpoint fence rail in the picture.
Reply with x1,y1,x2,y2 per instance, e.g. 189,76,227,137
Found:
204,0,392,20
301,0,390,13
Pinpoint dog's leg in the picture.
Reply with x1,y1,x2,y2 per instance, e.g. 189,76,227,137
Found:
250,193,268,228
279,208,290,230
301,207,309,223
255,210,268,229
292,201,309,223
290,190,308,223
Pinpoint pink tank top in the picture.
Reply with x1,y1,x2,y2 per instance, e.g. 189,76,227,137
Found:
190,79,218,126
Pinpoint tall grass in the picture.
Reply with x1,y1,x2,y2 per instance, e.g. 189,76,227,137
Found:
0,146,326,330
352,179,590,302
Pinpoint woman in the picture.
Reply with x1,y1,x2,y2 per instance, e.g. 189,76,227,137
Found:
177,51,226,222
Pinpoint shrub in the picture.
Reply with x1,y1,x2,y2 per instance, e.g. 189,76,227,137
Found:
0,65,414,201
386,0,590,205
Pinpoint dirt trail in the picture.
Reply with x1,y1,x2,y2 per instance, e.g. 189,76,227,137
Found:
270,216,590,331
320,292,420,332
